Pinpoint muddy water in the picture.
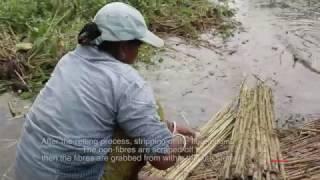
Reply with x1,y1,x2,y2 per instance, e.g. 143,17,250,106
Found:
139,0,320,128
1,0,320,178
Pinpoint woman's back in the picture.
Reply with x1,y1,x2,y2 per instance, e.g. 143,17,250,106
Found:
15,45,148,179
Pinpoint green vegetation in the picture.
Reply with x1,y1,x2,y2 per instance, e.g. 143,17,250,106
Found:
0,0,235,98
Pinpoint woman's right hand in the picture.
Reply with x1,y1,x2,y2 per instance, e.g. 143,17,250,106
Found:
181,135,197,157
172,134,198,157
149,133,198,170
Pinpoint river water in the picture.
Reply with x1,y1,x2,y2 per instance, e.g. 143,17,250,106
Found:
139,0,320,128
1,0,320,178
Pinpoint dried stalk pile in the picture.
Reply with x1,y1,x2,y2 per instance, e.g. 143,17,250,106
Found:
0,30,17,80
280,120,320,180
0,30,16,61
220,83,286,180
144,102,238,180
0,30,29,93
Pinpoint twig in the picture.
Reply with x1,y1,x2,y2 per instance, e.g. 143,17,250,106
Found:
14,70,29,91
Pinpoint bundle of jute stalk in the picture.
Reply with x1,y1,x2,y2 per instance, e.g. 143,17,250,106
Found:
220,83,286,180
280,120,320,180
143,102,238,180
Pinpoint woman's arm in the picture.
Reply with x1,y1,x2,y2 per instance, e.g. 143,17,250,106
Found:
117,83,197,170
